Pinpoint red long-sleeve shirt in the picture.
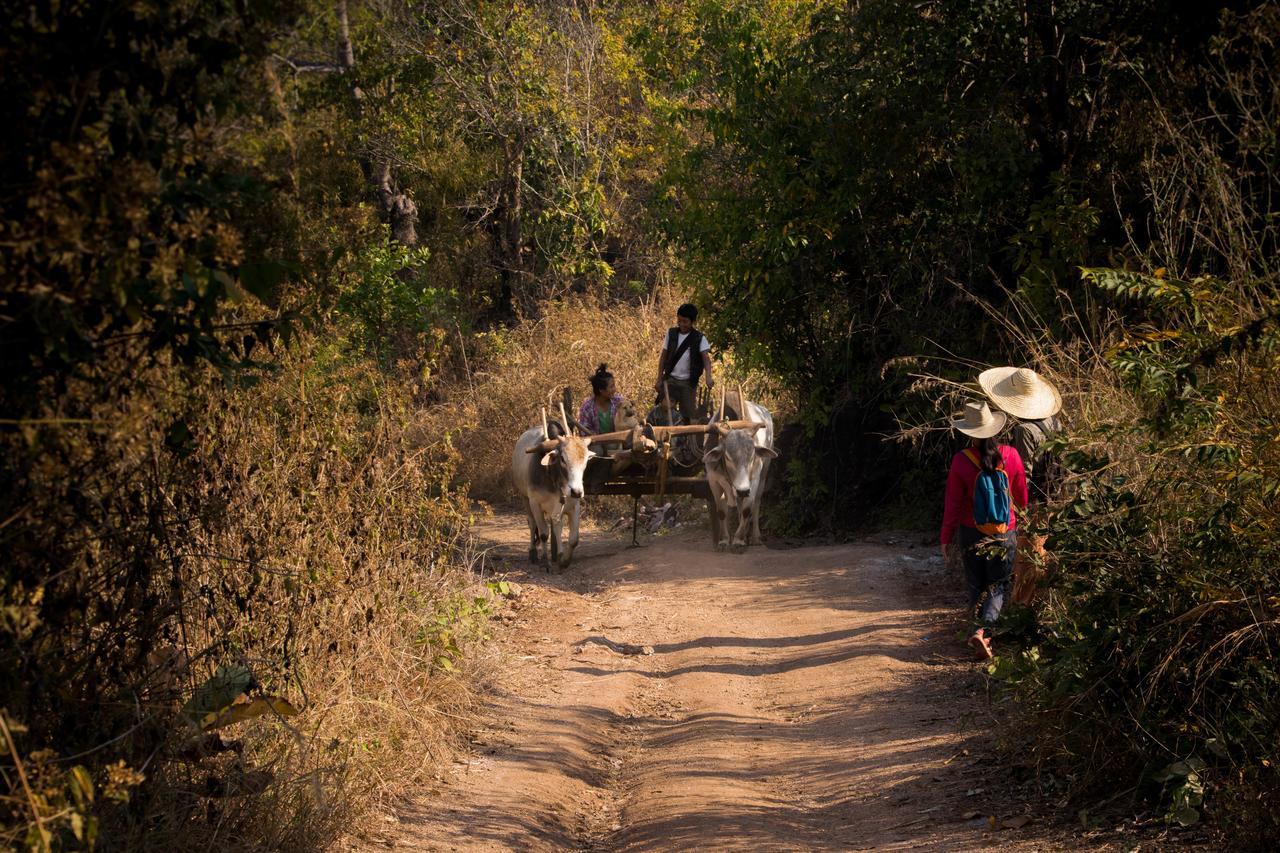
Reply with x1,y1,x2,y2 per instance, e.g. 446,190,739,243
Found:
940,444,1028,545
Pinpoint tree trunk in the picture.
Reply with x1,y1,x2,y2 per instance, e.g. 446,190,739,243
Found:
1023,1,1073,198
337,0,419,246
493,137,527,318
336,0,355,71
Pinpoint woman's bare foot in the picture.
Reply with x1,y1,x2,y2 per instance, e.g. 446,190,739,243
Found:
967,629,994,661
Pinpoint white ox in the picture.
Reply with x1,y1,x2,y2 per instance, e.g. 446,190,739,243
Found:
511,422,596,571
704,400,776,550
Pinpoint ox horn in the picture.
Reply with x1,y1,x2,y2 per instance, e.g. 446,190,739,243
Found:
541,407,550,441
559,400,572,436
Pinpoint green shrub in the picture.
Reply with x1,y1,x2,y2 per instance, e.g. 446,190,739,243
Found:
991,262,1279,838
335,242,456,367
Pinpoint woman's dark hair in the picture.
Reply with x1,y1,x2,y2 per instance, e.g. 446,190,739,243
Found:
590,363,613,395
677,302,698,321
975,437,1003,473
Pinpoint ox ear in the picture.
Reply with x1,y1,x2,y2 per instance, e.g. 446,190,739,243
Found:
540,450,558,467
755,446,778,460
702,446,724,465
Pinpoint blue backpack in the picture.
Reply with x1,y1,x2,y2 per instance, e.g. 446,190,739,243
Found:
964,448,1011,535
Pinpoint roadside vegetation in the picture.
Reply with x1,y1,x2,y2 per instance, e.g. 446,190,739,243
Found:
661,0,1277,842
2,0,1275,849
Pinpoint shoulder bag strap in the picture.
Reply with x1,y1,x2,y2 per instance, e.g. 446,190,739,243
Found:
662,330,700,379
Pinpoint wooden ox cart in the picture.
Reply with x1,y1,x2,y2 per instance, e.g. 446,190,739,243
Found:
560,385,760,547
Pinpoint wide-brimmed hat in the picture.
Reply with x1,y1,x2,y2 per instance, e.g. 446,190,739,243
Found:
978,366,1062,420
952,401,1007,439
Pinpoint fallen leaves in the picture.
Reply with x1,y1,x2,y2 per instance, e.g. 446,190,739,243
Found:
203,696,299,731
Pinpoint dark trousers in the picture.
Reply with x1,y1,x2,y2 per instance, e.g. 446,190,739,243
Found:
662,378,699,425
957,525,1016,627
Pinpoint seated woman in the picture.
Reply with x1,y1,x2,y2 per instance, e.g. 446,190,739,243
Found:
577,363,626,436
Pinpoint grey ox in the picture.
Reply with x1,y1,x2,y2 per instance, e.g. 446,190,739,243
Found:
511,421,596,571
704,400,777,550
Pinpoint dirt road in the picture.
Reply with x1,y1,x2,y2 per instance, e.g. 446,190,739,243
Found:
364,514,1097,851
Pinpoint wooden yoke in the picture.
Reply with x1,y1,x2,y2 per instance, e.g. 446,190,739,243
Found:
583,420,764,446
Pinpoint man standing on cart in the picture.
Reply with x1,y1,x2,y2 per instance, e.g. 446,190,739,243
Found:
653,303,715,425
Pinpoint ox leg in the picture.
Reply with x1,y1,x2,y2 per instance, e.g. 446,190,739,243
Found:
749,464,768,545
525,502,540,563
732,496,753,550
707,480,731,551
707,496,722,548
530,498,551,568
548,510,562,572
559,498,580,569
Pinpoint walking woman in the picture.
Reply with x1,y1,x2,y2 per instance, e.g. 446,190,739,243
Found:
940,401,1028,660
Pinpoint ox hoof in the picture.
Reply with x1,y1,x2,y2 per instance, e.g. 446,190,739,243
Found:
557,557,572,571
715,540,730,552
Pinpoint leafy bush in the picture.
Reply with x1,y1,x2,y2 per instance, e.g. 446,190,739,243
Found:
335,242,456,366
656,0,1241,532
989,9,1280,842
994,281,1278,841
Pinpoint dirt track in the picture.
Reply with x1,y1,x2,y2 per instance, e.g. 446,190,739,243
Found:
359,514,1115,851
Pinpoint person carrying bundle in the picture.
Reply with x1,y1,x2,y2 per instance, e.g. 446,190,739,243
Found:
978,367,1064,605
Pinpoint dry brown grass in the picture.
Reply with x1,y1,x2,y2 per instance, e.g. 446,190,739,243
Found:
427,289,788,508
430,291,661,502
3,291,790,850
1,336,496,851
445,294,674,501
416,290,796,550
132,347,489,850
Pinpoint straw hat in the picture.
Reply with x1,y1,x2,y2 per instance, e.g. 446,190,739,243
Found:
978,366,1062,420
952,401,1007,439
